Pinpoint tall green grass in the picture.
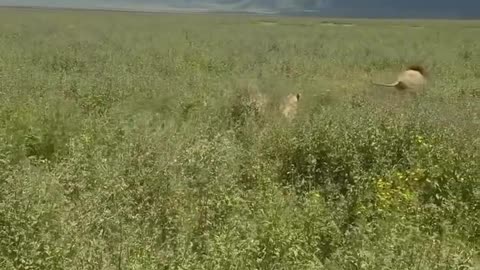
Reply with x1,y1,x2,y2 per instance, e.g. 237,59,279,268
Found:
0,8,479,269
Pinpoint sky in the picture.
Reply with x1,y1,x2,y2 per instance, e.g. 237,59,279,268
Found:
0,0,479,18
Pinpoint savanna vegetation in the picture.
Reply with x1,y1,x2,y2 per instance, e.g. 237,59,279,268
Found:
0,7,479,269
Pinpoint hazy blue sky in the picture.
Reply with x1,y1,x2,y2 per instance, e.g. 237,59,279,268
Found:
1,0,479,18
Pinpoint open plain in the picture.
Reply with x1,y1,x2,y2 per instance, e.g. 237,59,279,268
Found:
0,7,479,269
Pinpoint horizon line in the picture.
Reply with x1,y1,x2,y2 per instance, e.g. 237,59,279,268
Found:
1,4,479,21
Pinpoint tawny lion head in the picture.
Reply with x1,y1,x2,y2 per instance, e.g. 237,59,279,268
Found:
406,64,428,78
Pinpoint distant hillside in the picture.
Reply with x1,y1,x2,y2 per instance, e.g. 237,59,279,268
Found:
1,0,479,18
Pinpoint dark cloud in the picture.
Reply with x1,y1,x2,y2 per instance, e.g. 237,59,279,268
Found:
1,0,479,18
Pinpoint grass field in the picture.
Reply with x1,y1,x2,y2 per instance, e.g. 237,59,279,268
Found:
0,7,479,269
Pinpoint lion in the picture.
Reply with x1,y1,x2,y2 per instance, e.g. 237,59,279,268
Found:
372,65,428,95
231,88,302,124
280,93,301,120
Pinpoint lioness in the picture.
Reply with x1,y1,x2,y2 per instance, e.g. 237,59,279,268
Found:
280,93,301,120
